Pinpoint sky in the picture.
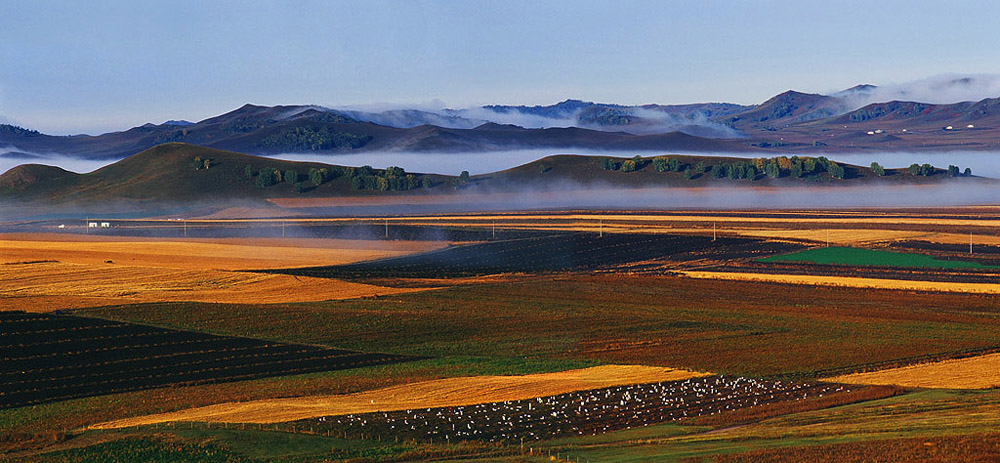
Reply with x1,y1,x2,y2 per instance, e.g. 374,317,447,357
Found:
3,0,1000,135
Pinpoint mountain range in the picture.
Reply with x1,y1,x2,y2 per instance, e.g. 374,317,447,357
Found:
3,79,1000,162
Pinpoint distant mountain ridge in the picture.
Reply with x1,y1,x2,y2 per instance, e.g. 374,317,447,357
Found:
4,78,1000,161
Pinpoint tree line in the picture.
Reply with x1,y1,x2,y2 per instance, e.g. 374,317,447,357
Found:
241,162,432,193
601,155,973,180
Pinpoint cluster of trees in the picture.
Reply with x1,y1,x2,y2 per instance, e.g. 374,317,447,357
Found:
0,124,40,137
948,165,973,177
908,163,935,176
874,162,971,177
258,127,372,151
601,154,846,181
351,165,429,191
870,162,886,176
451,171,470,189
603,155,646,172
712,160,760,180
244,164,341,192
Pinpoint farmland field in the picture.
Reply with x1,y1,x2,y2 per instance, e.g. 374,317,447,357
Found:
90,365,708,428
273,233,799,279
7,209,1000,462
0,234,445,311
0,311,417,409
825,352,1000,389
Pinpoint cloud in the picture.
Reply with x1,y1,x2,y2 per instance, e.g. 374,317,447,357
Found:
0,147,115,175
833,74,1000,110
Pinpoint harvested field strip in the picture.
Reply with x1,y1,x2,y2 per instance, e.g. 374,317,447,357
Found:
0,261,426,311
762,246,996,269
825,352,1000,389
89,365,707,428
0,312,418,410
680,270,1000,295
0,235,444,271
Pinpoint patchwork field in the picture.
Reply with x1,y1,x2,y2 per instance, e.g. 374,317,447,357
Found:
6,208,1000,462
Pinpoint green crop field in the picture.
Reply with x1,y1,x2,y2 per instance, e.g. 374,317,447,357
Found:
760,246,995,269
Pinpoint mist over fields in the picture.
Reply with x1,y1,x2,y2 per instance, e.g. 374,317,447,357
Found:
4,146,1000,211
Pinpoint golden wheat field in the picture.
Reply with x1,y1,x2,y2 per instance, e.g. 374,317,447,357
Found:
824,353,1000,389
0,234,446,311
679,270,1000,295
90,365,708,428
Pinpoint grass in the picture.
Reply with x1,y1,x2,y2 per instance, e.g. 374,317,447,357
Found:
761,246,996,269
0,437,252,463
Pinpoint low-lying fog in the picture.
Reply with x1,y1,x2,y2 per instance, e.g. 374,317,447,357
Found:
3,148,1000,210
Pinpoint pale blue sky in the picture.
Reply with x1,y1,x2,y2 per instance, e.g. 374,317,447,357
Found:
2,0,1000,135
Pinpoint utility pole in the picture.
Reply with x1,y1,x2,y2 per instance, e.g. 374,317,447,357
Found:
492,220,496,239
282,221,285,238
826,229,830,247
970,230,974,255
384,218,388,239
183,219,187,237
599,219,603,238
713,222,716,241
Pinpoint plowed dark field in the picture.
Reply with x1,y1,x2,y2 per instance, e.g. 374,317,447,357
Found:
0,312,418,410
272,233,801,279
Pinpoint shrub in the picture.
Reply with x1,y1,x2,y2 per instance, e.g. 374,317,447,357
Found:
652,156,668,172
870,162,885,176
255,168,276,187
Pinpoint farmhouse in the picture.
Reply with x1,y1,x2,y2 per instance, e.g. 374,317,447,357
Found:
88,222,98,228
100,222,111,228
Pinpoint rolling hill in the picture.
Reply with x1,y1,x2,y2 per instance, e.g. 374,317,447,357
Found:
0,143,986,212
